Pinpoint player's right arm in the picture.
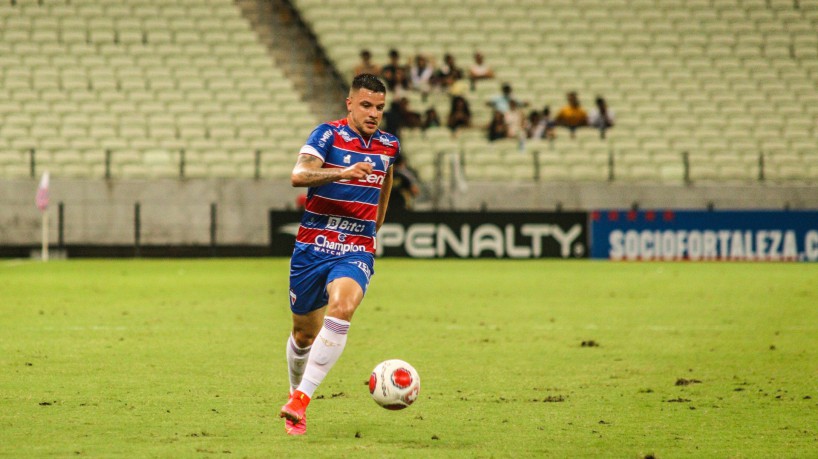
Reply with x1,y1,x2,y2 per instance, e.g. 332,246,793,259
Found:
291,154,373,188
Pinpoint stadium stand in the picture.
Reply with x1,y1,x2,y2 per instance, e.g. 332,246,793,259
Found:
293,0,818,184
0,0,816,185
0,0,317,179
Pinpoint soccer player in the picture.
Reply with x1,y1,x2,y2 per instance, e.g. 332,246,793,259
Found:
279,74,399,435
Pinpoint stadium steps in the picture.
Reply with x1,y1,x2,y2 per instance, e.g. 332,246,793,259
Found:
290,0,818,184
234,0,348,122
0,0,317,179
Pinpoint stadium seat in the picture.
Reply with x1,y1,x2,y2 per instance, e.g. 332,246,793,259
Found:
0,0,317,179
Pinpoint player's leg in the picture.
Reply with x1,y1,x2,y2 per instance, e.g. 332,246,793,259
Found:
280,281,363,429
296,277,363,398
281,256,373,429
281,249,331,432
286,307,325,392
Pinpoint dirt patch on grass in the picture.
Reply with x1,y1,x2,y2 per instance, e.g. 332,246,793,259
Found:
675,378,702,386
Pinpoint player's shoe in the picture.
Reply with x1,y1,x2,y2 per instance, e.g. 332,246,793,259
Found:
284,413,306,436
280,390,310,435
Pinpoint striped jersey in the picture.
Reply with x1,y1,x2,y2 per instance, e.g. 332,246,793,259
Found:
295,119,400,256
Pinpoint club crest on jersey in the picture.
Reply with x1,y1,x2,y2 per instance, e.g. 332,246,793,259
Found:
380,155,390,170
338,128,354,142
377,134,394,147
289,289,297,306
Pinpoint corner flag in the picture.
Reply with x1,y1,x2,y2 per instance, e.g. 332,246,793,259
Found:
36,171,50,212
36,171,50,261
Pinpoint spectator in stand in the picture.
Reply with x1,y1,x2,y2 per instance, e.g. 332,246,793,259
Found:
487,82,526,114
504,99,527,141
392,66,410,99
447,95,472,134
468,52,494,91
487,109,509,141
422,107,441,130
554,91,588,138
529,105,557,140
527,110,543,139
398,97,422,129
353,49,380,77
383,100,403,139
435,54,463,90
381,49,409,97
388,155,421,213
588,96,615,138
409,54,435,102
383,97,422,139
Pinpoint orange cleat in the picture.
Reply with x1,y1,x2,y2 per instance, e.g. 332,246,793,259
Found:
284,414,306,436
280,390,310,435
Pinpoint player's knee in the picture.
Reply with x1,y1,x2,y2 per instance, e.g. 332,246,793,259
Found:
327,298,357,322
292,328,318,347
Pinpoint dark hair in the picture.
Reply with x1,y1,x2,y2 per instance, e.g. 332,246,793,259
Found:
351,73,387,94
389,49,399,59
450,95,471,116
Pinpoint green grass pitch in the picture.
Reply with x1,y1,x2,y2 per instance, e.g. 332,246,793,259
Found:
1,259,817,458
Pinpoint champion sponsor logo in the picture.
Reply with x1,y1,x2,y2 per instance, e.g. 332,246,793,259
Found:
338,233,347,242
377,135,394,147
314,234,367,255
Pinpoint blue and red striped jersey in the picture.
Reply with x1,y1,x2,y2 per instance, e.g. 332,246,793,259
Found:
295,119,400,256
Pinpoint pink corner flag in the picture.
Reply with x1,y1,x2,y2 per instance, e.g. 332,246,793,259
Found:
36,171,50,212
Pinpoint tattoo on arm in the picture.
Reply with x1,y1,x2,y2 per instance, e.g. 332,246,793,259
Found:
292,154,344,187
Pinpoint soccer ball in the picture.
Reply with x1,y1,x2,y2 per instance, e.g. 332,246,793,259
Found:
368,359,420,410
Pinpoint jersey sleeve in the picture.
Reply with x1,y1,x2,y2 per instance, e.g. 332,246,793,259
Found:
299,124,334,161
393,139,401,166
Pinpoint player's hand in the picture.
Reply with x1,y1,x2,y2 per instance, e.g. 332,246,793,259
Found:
341,162,373,180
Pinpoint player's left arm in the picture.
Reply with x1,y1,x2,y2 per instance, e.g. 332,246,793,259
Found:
376,165,394,232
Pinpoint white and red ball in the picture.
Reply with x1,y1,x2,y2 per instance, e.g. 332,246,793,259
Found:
368,359,420,410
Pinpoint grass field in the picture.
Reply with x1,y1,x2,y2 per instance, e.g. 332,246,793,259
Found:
1,259,817,458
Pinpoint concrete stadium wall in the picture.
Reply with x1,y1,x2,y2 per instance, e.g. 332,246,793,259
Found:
0,178,301,246
449,182,818,212
2,178,817,246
